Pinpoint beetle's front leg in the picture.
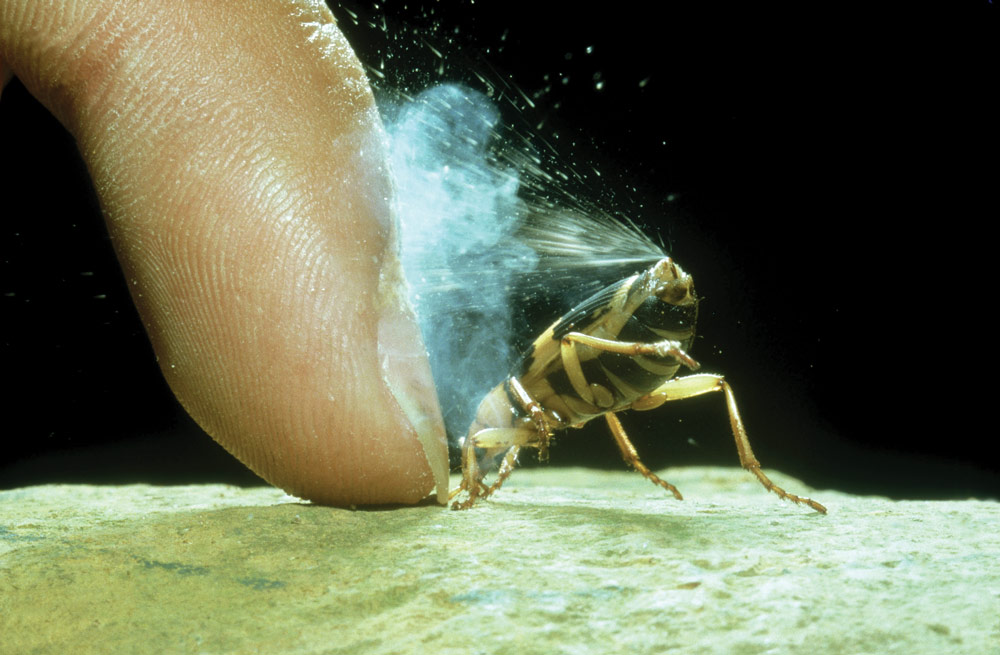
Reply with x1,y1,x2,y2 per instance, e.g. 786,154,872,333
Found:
560,332,700,409
633,374,827,514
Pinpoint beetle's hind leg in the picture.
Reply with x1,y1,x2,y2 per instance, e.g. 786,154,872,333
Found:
482,446,521,498
450,443,522,510
451,427,536,510
633,373,827,514
451,375,555,510
448,440,490,508
605,412,683,500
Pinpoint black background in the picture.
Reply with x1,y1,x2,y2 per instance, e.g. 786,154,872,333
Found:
2,2,996,499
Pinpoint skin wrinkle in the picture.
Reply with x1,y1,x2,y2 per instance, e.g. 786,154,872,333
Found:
52,3,152,133
208,201,384,496
144,139,355,356
137,137,306,315
122,120,378,494
86,14,157,119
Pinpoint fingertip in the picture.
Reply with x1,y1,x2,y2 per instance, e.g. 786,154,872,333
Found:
2,0,448,506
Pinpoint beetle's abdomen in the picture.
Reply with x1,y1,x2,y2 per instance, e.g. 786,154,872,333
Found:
465,378,529,439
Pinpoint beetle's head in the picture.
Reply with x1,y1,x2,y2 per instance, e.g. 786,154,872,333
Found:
630,258,699,357
648,257,697,307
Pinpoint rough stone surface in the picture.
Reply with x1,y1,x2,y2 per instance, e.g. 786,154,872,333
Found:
1,467,997,655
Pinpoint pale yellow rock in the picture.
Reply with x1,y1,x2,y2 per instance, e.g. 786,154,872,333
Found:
1,467,998,655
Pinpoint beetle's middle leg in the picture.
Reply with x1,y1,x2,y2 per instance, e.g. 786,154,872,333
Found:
605,412,683,500
508,375,555,461
556,332,689,499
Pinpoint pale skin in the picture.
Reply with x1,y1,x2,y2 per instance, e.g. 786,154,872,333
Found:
0,0,450,505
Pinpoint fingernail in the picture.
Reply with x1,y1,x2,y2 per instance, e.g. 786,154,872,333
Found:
376,251,450,504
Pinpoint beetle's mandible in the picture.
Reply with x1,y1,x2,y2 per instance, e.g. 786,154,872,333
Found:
448,257,827,513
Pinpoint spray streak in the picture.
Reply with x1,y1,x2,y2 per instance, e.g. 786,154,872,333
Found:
386,83,668,444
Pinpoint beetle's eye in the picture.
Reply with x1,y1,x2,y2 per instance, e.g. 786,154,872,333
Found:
656,276,696,306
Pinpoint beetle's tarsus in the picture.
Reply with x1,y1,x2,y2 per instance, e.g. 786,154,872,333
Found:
746,465,828,514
